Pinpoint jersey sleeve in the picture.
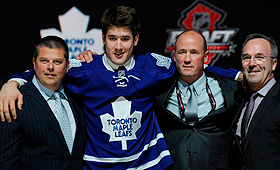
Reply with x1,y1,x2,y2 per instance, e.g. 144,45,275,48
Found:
205,65,241,80
10,69,35,81
147,53,176,94
65,59,93,95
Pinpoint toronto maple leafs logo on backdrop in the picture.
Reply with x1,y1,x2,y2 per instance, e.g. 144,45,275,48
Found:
40,7,104,59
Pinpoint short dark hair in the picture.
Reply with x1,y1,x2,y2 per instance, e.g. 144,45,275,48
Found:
34,35,69,61
174,30,207,52
101,5,140,39
242,33,278,59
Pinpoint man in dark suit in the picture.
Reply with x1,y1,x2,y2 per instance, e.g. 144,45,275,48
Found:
0,36,87,170
232,34,280,170
154,30,244,170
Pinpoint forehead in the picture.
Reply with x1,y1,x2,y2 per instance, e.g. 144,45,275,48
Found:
106,26,133,37
37,47,65,58
176,32,204,50
243,38,271,55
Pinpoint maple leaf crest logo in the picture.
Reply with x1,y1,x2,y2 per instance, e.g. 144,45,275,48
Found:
40,6,104,59
100,96,142,150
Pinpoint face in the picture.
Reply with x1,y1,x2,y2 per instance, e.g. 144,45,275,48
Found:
242,38,277,91
103,26,139,65
173,31,208,84
33,47,69,91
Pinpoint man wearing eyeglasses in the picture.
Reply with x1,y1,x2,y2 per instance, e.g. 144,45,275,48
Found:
231,34,280,170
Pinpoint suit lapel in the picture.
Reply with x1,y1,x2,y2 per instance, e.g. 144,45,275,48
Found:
65,92,82,156
24,82,71,153
231,101,247,159
156,79,190,125
203,71,234,118
243,83,280,153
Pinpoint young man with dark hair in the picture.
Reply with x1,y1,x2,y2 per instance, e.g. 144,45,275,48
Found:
0,6,175,169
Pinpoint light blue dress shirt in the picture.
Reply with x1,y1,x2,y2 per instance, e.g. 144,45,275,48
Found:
167,72,224,121
32,76,76,140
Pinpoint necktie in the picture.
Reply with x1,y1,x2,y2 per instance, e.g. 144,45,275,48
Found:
185,85,198,124
54,92,73,153
240,92,258,148
114,66,125,72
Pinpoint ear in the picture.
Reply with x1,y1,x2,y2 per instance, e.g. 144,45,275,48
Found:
204,51,209,63
272,58,277,71
172,50,176,62
33,57,36,70
102,33,105,44
66,60,70,73
133,34,139,46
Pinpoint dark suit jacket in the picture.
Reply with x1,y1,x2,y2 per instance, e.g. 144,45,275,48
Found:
154,70,244,170
0,81,87,170
231,80,280,170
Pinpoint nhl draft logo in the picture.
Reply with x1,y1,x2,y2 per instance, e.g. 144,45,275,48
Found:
40,7,104,59
165,0,238,65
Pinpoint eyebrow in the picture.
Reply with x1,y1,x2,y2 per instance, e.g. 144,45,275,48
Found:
107,35,131,38
242,52,265,57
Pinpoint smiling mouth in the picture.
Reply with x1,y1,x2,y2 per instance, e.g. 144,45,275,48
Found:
114,52,124,57
248,69,260,73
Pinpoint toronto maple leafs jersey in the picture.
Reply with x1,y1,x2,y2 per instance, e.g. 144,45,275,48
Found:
65,53,175,169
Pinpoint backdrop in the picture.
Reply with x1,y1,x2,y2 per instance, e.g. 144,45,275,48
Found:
2,0,280,86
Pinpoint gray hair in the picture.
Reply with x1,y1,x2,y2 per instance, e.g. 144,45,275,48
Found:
242,33,278,59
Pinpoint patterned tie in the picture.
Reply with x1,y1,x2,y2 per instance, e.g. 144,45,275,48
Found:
185,85,198,124
240,92,258,149
54,92,73,153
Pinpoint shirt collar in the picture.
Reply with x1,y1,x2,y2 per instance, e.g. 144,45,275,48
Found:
102,53,135,72
32,76,67,101
255,77,276,97
178,72,206,96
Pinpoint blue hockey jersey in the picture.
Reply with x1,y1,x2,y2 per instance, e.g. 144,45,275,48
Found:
66,53,175,169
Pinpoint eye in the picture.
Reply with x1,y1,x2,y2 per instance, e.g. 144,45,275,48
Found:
108,36,116,41
242,55,251,60
54,60,63,65
40,59,48,63
191,51,198,54
177,50,186,54
121,37,130,41
255,55,265,60
190,50,199,55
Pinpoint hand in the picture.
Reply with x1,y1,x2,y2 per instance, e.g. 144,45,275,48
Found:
0,81,22,123
75,50,97,63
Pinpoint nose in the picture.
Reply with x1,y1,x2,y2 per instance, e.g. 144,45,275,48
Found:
115,39,123,51
248,56,257,66
47,61,54,71
184,52,191,63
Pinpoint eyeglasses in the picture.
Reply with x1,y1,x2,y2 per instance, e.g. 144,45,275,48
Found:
241,54,275,64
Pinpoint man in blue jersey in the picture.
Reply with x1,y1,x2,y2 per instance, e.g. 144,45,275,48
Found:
0,5,175,170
